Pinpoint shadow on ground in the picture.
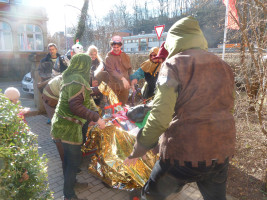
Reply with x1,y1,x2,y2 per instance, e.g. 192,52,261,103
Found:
227,165,266,200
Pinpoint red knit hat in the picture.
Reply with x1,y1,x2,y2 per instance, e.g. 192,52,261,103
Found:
110,35,122,46
153,42,169,61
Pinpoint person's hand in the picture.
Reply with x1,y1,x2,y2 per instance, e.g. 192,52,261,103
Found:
131,79,138,92
97,118,106,129
121,77,130,89
20,107,30,115
92,80,99,87
124,155,147,166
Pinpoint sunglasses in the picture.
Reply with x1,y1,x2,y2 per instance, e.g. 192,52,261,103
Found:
150,54,157,57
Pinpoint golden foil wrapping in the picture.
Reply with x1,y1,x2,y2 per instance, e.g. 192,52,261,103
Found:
98,82,120,105
82,125,158,189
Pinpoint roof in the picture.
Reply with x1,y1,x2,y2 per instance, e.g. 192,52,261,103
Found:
122,32,167,39
119,29,132,34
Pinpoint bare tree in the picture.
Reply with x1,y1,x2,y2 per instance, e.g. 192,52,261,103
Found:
235,0,267,136
144,1,149,19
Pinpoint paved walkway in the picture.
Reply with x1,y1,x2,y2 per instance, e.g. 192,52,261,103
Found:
27,115,204,200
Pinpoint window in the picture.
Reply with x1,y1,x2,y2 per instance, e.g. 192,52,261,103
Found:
148,38,153,42
0,21,13,51
18,24,44,51
140,38,146,43
0,0,9,3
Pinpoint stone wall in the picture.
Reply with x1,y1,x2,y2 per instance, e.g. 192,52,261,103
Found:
0,52,47,81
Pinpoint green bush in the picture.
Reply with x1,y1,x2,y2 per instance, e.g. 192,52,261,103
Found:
0,90,53,199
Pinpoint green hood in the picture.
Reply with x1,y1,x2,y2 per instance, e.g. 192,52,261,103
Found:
62,53,91,86
164,16,208,59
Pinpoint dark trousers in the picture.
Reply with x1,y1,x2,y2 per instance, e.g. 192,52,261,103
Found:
62,143,82,199
54,139,64,163
141,158,229,200
82,121,89,144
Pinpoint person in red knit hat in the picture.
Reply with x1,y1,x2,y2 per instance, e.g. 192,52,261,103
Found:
105,35,132,105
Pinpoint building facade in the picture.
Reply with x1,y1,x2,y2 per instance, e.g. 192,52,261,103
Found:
122,31,167,53
0,0,48,79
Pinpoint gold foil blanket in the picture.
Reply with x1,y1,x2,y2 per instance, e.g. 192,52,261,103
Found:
82,125,158,189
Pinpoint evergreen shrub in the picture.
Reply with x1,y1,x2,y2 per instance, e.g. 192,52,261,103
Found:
0,90,53,199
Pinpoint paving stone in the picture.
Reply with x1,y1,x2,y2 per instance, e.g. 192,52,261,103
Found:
101,187,110,193
53,191,63,200
111,192,129,200
52,185,63,193
89,183,105,193
84,190,104,200
78,190,91,198
49,182,59,190
98,190,116,200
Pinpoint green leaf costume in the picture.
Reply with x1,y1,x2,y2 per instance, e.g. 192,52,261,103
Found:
51,54,96,145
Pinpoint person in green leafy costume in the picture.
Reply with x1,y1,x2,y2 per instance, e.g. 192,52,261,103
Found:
51,53,105,200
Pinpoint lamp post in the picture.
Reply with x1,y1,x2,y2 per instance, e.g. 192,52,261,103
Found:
64,8,67,52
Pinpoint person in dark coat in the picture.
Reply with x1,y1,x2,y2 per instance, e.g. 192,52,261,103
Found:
38,43,60,91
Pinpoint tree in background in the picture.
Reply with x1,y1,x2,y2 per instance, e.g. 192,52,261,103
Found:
74,0,89,44
229,0,266,194
235,0,266,135
81,14,94,48
71,0,229,53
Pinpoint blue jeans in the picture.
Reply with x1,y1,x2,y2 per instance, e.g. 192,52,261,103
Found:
141,158,229,200
62,142,82,199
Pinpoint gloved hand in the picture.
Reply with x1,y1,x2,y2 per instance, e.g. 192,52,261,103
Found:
127,129,150,159
124,129,154,166
124,138,149,166
127,139,149,159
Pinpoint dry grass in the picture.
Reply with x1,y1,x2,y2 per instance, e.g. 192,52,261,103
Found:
227,91,267,200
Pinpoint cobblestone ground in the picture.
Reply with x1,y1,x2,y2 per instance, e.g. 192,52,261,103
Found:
27,115,204,200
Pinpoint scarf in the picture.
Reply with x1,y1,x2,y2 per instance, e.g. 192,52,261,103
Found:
110,50,122,56
141,47,161,75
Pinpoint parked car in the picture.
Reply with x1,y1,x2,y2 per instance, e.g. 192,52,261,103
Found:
22,72,34,94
